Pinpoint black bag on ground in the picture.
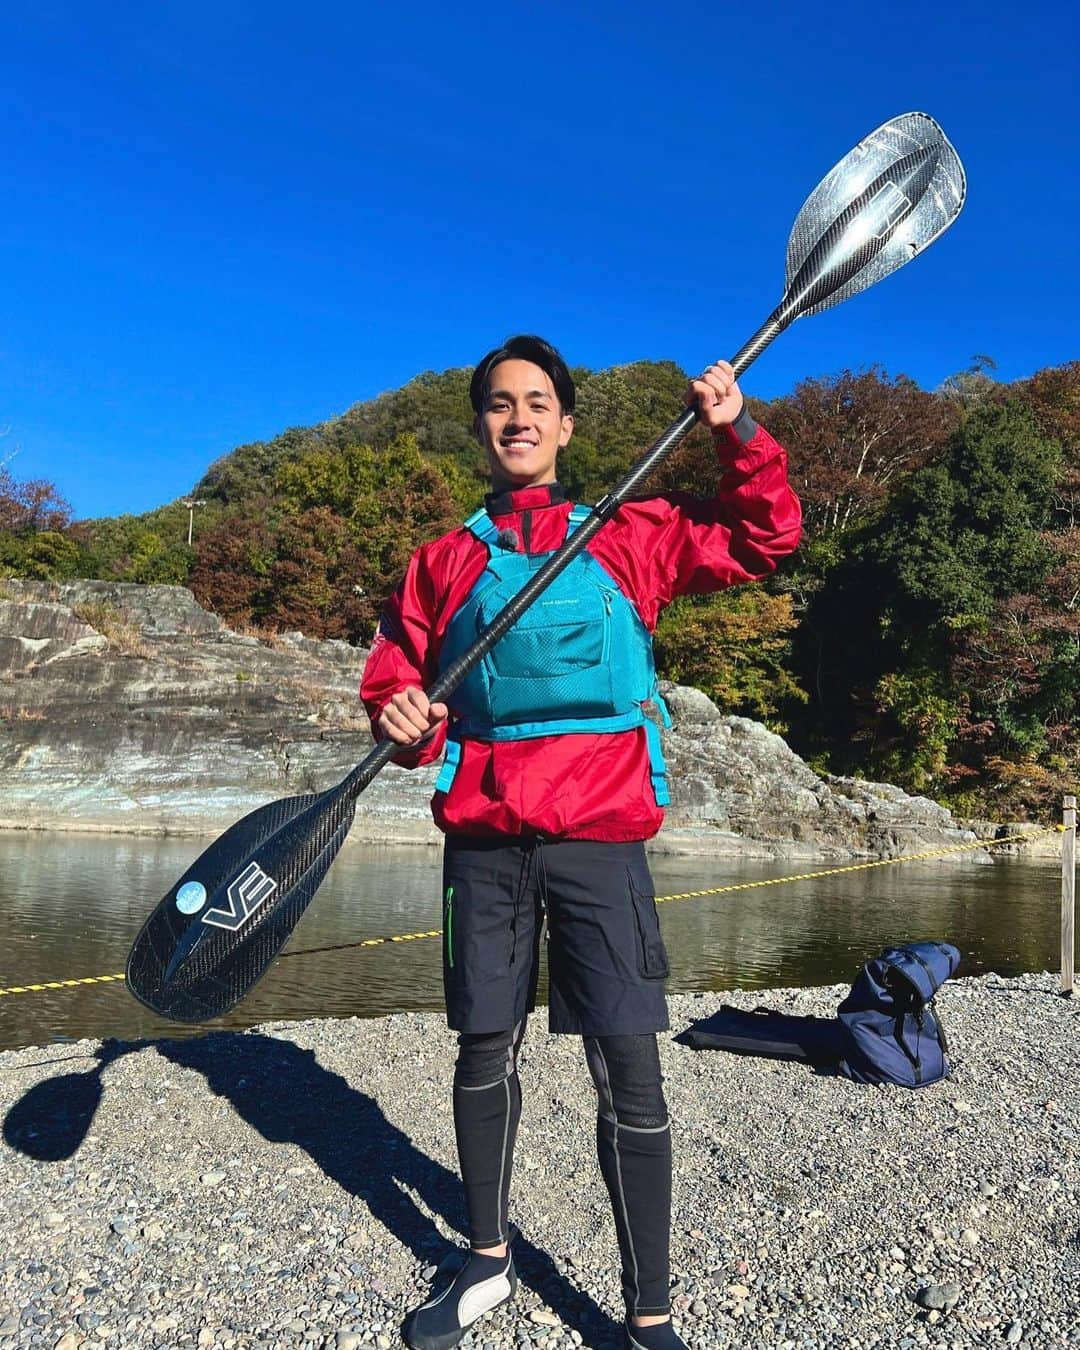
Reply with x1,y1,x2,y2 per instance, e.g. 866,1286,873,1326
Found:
678,940,961,1088
677,1005,844,1065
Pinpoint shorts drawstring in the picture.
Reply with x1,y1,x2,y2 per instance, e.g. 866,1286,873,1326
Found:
534,835,549,909
510,836,548,968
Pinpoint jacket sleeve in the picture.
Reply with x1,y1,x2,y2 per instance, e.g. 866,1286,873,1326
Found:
359,545,449,769
612,407,802,625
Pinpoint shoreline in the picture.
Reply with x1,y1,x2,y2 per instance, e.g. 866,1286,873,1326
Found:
0,813,1063,861
1,973,1076,1348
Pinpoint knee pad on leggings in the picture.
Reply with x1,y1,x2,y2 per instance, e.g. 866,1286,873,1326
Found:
454,1022,525,1090
584,1034,668,1129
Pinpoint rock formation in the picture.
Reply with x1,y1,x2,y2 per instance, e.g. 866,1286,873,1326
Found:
0,581,987,859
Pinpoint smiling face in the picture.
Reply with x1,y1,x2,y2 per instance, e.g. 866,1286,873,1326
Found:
476,359,574,491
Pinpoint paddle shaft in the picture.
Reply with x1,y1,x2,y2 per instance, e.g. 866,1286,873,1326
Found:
342,312,790,801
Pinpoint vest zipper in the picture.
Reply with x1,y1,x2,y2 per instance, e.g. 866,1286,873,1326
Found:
521,510,532,552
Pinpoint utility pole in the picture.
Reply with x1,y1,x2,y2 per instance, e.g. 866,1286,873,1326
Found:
182,499,206,546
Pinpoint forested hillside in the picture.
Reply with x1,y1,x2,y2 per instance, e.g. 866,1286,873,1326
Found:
2,356,1077,819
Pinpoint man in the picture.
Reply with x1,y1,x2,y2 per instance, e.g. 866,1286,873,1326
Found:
361,335,801,1349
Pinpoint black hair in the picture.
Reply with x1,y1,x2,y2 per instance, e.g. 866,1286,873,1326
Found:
469,334,576,416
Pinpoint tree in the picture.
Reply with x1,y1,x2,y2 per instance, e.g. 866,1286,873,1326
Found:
654,588,806,728
937,354,1001,410
0,467,72,534
76,501,209,585
188,502,278,629
190,435,465,641
562,361,693,502
764,367,958,537
788,397,1072,811
869,398,1060,632
1016,360,1080,530
0,467,78,579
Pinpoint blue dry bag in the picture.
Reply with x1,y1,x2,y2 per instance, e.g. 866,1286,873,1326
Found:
837,941,961,1088
680,940,961,1090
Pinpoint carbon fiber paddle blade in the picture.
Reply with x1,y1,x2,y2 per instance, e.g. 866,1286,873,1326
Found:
126,783,356,1022
783,111,966,319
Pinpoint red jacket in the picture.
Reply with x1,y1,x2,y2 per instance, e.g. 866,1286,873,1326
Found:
361,415,802,841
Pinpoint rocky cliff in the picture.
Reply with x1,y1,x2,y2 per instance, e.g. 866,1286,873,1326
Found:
0,580,987,859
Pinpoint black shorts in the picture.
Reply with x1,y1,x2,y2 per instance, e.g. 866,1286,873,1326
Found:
441,835,670,1037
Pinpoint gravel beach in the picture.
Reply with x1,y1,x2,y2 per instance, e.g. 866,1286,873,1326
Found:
1,973,1077,1349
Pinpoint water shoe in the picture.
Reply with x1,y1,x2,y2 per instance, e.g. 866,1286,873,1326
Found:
623,1318,690,1349
403,1246,516,1350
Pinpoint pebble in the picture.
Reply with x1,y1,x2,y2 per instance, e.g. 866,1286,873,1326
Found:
0,975,1074,1349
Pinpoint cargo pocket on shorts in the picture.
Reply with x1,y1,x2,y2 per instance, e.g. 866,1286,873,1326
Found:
628,871,670,979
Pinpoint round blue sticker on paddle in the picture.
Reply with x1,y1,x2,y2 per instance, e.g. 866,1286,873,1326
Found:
175,881,207,915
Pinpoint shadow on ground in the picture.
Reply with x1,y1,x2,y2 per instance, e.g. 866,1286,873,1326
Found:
3,1032,623,1347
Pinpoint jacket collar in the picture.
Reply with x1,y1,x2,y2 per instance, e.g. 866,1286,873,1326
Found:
485,482,568,517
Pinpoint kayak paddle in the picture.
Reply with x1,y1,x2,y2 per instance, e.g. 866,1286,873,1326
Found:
127,111,966,1022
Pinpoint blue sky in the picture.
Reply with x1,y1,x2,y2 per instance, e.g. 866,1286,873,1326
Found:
2,1,1076,520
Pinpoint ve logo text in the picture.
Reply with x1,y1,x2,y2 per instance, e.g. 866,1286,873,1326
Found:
201,862,278,931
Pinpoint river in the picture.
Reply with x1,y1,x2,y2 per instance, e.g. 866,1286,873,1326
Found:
0,832,1066,1050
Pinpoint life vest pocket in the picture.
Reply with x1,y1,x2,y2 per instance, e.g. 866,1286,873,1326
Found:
477,585,607,675
485,601,608,676
473,575,617,726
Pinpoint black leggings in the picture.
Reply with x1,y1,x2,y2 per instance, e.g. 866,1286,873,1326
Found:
453,1023,671,1316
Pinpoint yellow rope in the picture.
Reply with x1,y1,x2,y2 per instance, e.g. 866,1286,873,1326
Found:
0,973,127,996
0,825,1065,999
654,826,1065,905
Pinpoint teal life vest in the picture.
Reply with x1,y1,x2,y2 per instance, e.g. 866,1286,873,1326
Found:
435,505,671,804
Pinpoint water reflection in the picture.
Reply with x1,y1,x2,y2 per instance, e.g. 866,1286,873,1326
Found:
0,832,1065,1050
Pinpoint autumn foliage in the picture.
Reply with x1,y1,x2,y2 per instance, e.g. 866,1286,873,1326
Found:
189,435,465,641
